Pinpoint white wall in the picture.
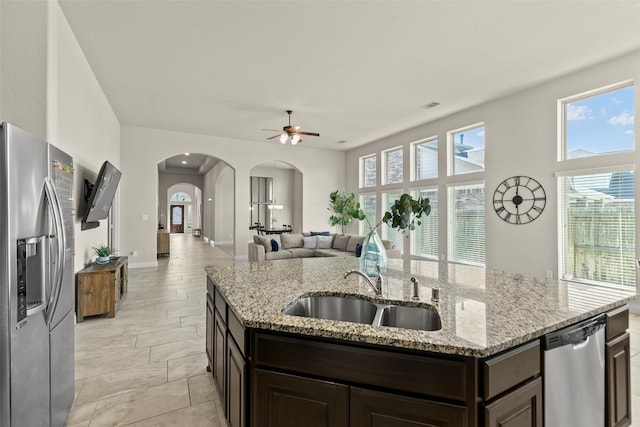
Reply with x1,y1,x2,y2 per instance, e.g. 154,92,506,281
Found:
0,1,48,139
346,49,640,279
52,4,121,270
0,2,121,272
120,125,344,265
214,166,234,244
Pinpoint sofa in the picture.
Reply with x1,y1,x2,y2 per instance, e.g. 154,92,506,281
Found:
248,232,400,262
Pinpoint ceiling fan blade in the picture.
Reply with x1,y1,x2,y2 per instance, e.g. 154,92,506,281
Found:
261,128,281,132
297,131,320,137
267,134,283,140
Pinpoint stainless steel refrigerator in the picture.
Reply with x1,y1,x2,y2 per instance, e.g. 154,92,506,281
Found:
0,123,75,427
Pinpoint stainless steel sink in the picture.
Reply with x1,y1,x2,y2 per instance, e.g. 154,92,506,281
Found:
283,294,442,332
283,295,378,324
378,305,442,331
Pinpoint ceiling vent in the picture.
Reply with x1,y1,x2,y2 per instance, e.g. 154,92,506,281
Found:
422,102,441,109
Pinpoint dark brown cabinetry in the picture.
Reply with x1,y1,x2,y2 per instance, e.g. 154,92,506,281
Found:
207,278,248,427
228,338,247,427
350,387,467,427
205,294,214,372
254,369,349,427
606,307,631,427
484,378,542,427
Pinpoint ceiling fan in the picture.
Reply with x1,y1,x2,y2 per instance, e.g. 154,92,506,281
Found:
263,110,320,145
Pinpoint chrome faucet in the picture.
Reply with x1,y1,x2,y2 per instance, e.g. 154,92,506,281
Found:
344,264,383,296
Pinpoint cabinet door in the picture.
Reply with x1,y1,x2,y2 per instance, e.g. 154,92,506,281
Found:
213,309,226,410
206,295,214,372
351,387,467,427
253,369,348,427
484,377,542,427
606,333,631,427
227,337,246,427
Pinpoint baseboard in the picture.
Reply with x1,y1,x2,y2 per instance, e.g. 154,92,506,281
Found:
203,236,210,243
128,261,158,269
215,240,232,245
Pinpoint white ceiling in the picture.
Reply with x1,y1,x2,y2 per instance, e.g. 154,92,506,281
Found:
59,0,640,151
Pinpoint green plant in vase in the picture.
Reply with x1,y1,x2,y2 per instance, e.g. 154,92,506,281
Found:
328,189,365,234
93,244,113,265
358,193,431,277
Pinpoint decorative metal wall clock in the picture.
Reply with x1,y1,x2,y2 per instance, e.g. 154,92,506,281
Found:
493,176,546,225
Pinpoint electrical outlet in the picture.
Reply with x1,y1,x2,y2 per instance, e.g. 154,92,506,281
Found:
546,270,553,279
131,251,138,257
140,214,148,221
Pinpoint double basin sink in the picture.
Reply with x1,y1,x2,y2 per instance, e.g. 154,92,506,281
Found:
283,294,441,331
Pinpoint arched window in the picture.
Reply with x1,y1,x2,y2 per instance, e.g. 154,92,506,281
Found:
170,192,192,202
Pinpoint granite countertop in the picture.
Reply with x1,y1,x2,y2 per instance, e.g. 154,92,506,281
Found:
205,257,634,357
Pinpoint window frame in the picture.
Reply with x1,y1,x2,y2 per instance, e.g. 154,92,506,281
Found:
447,122,486,177
382,145,404,186
447,180,486,266
558,80,635,162
556,165,636,290
359,154,377,189
411,136,439,182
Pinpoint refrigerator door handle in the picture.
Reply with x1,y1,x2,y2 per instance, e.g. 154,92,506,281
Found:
44,177,66,324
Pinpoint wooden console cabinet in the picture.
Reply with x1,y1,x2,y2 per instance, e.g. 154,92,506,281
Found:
157,231,170,257
76,256,128,322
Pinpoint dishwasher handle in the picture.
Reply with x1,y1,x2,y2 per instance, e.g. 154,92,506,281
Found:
543,314,606,350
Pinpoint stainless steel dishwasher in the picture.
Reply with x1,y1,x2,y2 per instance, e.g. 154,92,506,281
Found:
543,314,606,427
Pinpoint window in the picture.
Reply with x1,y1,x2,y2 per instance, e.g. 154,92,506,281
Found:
170,191,192,202
360,154,376,188
562,83,634,160
450,124,485,175
412,137,438,180
411,188,438,258
383,147,403,184
381,191,404,253
359,193,377,235
558,170,635,288
448,183,485,265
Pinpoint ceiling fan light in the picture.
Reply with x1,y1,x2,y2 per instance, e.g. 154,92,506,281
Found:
291,134,301,145
279,134,288,144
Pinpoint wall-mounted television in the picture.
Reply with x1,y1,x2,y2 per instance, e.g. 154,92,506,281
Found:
81,161,122,230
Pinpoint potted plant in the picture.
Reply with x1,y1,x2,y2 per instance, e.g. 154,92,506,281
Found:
328,189,365,234
358,193,431,276
93,245,113,264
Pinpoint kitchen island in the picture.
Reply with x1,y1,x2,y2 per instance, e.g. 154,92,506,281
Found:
205,257,634,427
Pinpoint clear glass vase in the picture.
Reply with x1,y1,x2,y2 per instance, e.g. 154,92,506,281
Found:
359,229,387,277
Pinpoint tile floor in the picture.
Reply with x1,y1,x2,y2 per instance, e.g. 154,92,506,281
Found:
66,234,234,427
66,233,640,426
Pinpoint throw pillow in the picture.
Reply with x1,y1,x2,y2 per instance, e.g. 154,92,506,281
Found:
346,235,365,253
303,236,317,249
355,243,363,257
316,235,333,249
271,239,279,252
332,234,350,251
253,235,272,253
310,231,331,236
281,233,304,249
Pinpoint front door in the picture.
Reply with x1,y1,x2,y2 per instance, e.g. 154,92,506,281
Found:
170,205,184,233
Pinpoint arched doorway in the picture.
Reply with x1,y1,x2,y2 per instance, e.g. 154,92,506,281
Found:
157,153,235,253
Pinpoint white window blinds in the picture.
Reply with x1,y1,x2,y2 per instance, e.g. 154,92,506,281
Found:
411,188,438,258
559,170,635,288
448,183,485,265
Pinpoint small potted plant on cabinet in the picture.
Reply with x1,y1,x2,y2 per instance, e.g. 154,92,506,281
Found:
93,245,113,264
